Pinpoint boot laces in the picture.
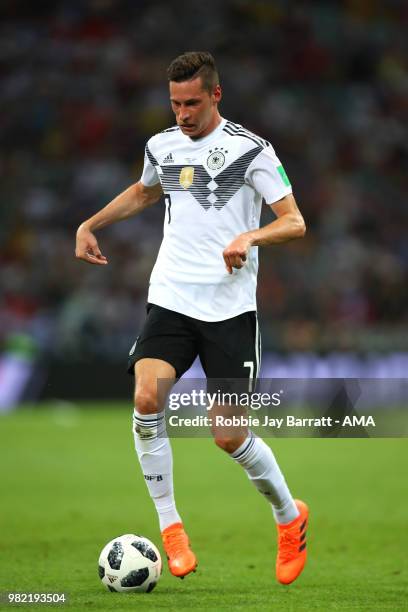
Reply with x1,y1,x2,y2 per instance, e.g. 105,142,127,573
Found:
164,530,188,557
278,527,300,563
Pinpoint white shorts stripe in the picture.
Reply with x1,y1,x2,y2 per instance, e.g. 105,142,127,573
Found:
255,313,261,383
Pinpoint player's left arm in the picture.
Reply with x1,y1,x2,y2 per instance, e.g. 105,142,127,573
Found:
223,193,306,274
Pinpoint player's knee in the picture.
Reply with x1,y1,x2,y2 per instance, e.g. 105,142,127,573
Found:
213,435,241,454
134,388,160,414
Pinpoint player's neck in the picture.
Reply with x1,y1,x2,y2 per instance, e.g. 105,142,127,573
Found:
191,112,222,141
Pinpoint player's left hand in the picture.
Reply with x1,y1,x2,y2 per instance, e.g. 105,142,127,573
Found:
223,233,253,274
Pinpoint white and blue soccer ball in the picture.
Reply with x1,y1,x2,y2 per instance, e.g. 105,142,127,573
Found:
98,534,162,593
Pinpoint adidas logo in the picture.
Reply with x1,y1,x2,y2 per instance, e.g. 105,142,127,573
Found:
107,575,118,583
162,152,174,164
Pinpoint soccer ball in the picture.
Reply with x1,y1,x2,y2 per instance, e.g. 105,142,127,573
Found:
98,534,162,593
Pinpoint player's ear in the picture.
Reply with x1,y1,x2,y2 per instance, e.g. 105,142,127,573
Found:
212,84,222,104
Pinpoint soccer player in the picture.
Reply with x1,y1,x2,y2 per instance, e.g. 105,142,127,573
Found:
76,51,308,585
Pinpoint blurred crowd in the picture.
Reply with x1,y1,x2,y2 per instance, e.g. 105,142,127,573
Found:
1,0,407,363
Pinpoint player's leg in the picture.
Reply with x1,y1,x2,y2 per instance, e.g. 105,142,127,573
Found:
133,357,180,531
128,304,198,578
133,357,196,578
223,424,308,585
210,402,300,527
199,312,298,519
198,311,308,584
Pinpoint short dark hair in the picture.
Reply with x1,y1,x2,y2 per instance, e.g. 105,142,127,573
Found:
167,51,219,93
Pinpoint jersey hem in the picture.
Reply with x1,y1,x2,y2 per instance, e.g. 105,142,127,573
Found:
147,298,257,323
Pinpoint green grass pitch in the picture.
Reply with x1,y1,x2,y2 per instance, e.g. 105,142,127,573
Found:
1,403,407,611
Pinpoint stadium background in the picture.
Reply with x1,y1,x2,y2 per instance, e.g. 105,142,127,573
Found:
1,0,407,405
1,3,407,610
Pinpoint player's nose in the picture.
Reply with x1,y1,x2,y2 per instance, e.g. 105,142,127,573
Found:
180,107,191,121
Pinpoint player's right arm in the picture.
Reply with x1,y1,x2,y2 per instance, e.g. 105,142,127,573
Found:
75,181,162,265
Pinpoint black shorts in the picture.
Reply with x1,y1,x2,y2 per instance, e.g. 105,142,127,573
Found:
127,303,261,388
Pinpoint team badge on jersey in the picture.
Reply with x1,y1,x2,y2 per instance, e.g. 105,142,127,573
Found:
179,166,194,189
207,148,226,170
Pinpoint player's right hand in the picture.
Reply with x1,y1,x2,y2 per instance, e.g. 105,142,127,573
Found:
75,225,108,265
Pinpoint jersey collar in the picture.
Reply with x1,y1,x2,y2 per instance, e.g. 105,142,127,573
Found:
184,118,227,146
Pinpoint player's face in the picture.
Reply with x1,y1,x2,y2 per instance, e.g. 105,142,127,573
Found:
169,77,221,139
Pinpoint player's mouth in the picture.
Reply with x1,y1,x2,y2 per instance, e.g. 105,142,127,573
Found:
180,124,195,131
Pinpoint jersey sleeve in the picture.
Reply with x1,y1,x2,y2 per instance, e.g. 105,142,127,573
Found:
245,146,292,204
140,140,160,187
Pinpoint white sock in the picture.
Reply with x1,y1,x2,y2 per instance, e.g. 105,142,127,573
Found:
132,409,181,531
231,433,299,524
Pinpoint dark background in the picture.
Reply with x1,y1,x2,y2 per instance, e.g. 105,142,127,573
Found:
0,0,407,399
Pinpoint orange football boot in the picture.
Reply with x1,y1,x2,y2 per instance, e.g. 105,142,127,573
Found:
276,499,309,585
161,522,197,578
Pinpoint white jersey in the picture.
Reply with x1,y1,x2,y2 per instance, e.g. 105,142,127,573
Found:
141,118,292,321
